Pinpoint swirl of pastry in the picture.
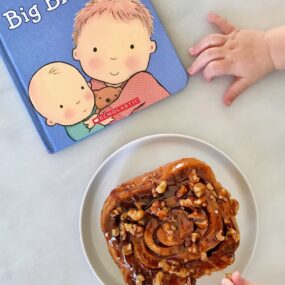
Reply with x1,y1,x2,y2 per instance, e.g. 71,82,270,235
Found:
101,158,240,285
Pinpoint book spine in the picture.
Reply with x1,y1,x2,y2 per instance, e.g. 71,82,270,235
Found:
0,34,55,153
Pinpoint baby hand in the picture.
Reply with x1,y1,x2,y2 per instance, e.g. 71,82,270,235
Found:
188,13,275,106
100,117,114,126
222,271,258,285
84,115,98,129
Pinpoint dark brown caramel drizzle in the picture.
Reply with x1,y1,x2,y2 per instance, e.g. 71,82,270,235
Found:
101,158,240,285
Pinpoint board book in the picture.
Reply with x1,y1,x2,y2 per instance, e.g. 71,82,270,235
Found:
0,0,188,153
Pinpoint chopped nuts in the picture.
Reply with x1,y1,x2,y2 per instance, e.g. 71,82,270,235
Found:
216,230,226,242
162,223,176,241
176,185,188,198
163,222,174,232
193,183,206,198
188,212,209,229
152,188,158,198
228,228,240,242
112,228,120,237
135,202,145,210
138,220,146,226
205,269,211,275
194,199,203,206
122,243,133,256
195,219,208,230
214,209,219,215
218,195,228,202
119,223,127,241
120,212,128,221
124,223,144,238
150,201,169,219
135,275,145,285
156,181,168,194
124,223,134,233
193,196,207,206
159,259,185,276
224,217,231,224
188,268,196,274
127,209,145,221
186,277,194,285
189,169,200,183
191,232,199,243
221,255,235,265
219,189,230,202
180,198,194,208
110,207,123,218
188,211,201,220
210,195,216,201
172,267,189,278
200,252,208,261
153,272,164,285
206,183,214,191
230,199,240,215
220,188,229,197
188,181,195,190
188,244,198,254
158,260,170,271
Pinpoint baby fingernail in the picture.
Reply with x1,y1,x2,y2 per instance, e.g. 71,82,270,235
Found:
188,67,193,74
225,100,232,106
208,12,216,19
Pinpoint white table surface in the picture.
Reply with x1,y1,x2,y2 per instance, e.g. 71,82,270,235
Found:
1,0,285,284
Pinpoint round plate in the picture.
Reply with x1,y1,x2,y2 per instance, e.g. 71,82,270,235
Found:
80,134,259,285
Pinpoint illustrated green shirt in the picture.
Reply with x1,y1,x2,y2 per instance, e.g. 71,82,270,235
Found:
65,108,104,141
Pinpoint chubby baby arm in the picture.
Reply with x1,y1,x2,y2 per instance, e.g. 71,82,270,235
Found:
84,114,98,129
189,13,277,106
265,26,285,70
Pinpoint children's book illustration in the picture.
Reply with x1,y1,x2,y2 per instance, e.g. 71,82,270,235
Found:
29,62,113,141
72,0,170,123
0,0,188,152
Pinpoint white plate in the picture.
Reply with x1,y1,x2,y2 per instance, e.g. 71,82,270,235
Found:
80,134,259,285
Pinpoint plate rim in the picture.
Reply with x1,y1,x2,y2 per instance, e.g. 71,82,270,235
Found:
79,133,259,284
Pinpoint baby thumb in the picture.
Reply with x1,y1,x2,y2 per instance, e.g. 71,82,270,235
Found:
231,271,253,285
223,78,250,106
222,278,234,285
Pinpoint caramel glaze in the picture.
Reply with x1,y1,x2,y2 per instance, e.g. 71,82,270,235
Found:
101,158,240,285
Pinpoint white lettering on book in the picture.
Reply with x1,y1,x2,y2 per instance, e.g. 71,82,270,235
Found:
2,0,69,30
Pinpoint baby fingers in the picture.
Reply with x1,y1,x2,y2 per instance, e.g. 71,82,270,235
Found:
188,47,225,75
203,59,232,81
190,33,227,56
222,278,234,285
224,78,251,106
208,13,237,35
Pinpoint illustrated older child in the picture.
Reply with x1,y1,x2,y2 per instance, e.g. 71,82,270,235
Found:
72,0,170,122
29,62,112,141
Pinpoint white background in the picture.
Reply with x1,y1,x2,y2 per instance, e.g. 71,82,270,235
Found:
1,0,284,284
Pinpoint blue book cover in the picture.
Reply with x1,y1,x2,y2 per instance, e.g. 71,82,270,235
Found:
0,0,188,153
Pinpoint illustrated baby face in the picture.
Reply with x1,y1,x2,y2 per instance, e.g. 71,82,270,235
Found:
73,14,157,85
29,63,95,126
